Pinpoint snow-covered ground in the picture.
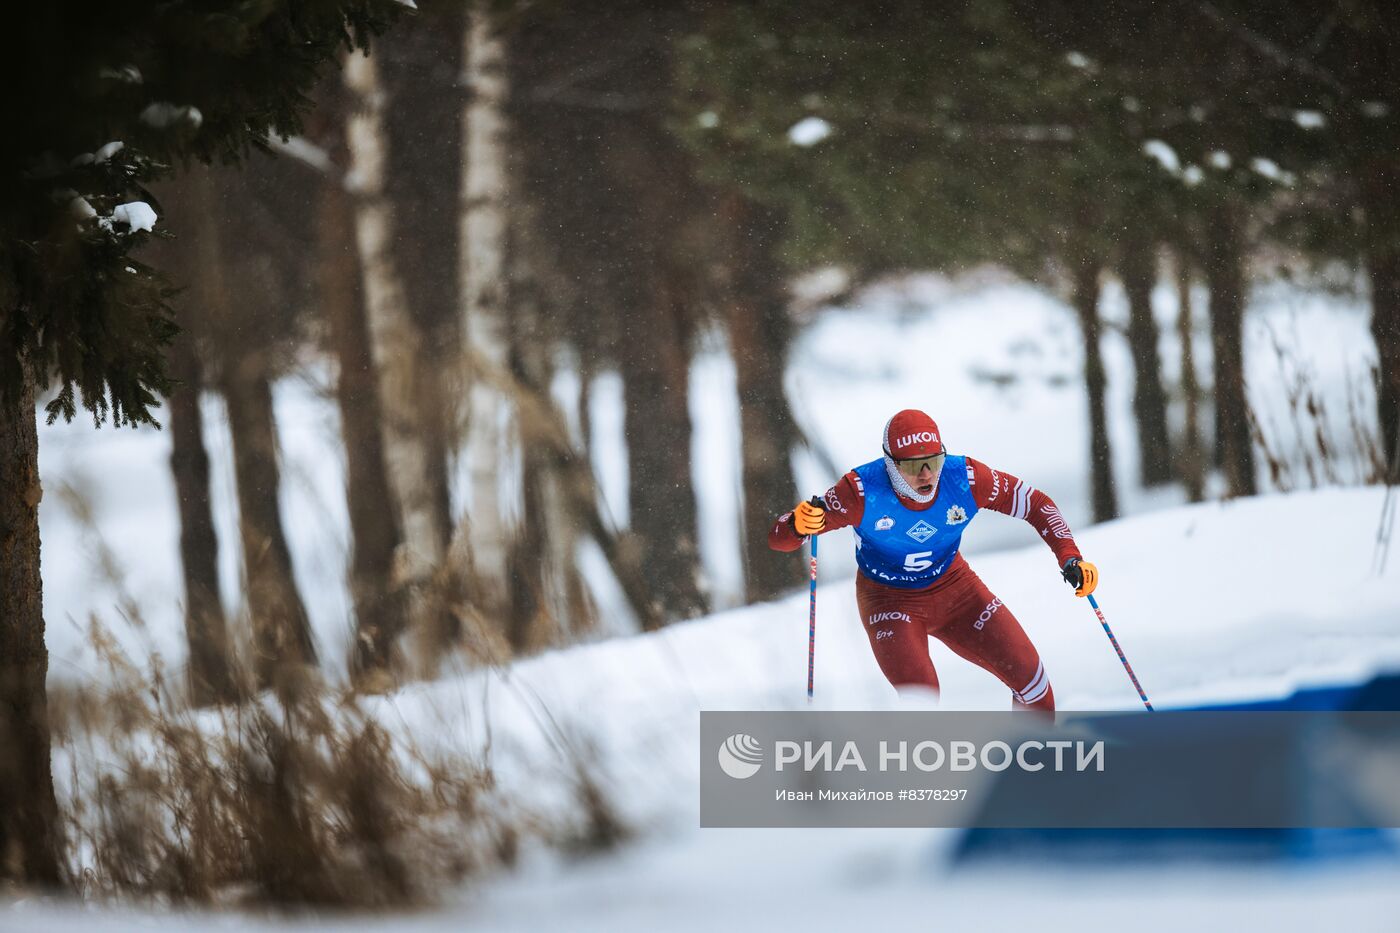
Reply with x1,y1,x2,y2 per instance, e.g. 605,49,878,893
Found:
9,486,1400,931
18,273,1400,930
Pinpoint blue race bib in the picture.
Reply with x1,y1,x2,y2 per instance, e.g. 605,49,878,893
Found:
852,455,978,588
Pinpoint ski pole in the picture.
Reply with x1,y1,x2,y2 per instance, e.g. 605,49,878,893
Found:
806,495,823,702
1087,592,1153,711
807,529,818,702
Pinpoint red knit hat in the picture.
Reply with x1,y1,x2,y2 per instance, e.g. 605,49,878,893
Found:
883,409,944,459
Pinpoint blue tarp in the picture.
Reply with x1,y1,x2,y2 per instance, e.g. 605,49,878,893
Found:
951,671,1400,865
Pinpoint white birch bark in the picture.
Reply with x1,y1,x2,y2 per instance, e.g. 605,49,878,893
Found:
343,49,448,636
458,4,515,605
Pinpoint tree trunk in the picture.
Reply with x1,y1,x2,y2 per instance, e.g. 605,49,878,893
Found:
607,135,708,624
223,363,318,690
1175,253,1206,502
316,151,408,686
379,0,464,553
0,372,62,885
460,3,516,619
179,160,316,693
612,126,709,624
343,48,454,656
577,353,596,465
510,375,661,632
721,193,801,602
150,165,248,705
1360,154,1400,476
504,452,547,651
511,308,602,639
1120,229,1173,487
503,206,602,648
1070,257,1119,523
618,274,707,625
502,1,706,627
500,243,548,651
167,331,242,705
1203,194,1257,498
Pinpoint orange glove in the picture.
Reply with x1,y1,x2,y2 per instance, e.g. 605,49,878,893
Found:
1061,558,1099,597
793,498,826,536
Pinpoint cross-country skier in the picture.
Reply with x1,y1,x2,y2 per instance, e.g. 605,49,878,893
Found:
768,409,1098,712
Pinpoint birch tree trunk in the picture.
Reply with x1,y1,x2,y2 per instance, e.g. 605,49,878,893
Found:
459,4,516,619
314,127,408,685
379,0,465,553
343,49,454,655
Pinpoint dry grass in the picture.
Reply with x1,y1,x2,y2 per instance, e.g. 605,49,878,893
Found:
43,476,631,913
1248,324,1386,492
49,617,628,913
56,636,486,910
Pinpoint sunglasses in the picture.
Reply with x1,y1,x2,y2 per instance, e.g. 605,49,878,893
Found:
895,453,944,477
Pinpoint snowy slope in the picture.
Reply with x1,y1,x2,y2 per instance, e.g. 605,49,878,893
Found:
319,484,1400,922
9,485,1400,932
439,487,1400,933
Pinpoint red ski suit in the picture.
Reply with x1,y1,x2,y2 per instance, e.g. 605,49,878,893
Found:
769,458,1081,712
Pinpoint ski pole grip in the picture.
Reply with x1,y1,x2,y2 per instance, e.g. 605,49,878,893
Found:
809,494,826,511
